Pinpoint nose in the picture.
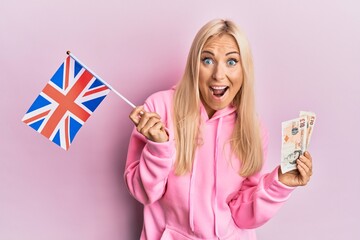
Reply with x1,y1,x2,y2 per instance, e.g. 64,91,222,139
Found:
212,63,225,80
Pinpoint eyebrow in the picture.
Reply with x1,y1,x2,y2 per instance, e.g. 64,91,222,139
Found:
225,51,240,56
201,50,240,56
201,50,214,56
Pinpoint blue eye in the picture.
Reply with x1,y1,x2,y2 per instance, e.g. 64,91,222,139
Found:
227,59,238,66
202,58,214,65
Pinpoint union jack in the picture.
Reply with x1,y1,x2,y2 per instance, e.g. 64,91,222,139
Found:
22,56,110,150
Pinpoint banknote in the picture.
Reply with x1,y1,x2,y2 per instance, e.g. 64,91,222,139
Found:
281,116,308,173
300,111,316,150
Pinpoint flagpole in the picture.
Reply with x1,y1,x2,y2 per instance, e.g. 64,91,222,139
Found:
66,51,136,108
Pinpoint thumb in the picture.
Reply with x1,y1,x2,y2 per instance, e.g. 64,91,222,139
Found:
129,106,145,126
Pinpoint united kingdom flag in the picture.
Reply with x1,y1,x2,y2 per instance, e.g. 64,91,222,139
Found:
22,56,110,150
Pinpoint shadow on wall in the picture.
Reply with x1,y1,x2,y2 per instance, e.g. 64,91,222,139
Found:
109,117,143,239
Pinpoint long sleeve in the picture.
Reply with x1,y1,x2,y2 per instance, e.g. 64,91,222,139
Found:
228,166,295,229
124,97,175,205
228,122,295,229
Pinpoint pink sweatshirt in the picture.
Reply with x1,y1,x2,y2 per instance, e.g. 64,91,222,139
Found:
124,89,295,239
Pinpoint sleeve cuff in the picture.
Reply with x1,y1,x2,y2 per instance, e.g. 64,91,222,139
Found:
264,166,296,200
146,138,175,159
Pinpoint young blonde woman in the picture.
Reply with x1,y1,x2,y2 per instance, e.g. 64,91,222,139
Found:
125,19,313,240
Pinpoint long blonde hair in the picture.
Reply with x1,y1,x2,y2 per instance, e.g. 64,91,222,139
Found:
173,19,263,177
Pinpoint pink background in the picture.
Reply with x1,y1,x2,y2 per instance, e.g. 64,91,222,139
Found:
1,0,359,239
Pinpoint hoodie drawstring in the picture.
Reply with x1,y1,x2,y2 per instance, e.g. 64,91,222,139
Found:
214,116,223,238
189,150,197,232
189,114,225,237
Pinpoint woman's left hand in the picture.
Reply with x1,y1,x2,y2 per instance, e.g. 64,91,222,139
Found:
278,151,313,187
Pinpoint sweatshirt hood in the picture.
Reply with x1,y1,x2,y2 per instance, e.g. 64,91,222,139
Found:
199,102,237,122
188,103,237,237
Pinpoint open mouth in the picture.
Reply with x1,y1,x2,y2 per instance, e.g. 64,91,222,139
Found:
210,86,229,97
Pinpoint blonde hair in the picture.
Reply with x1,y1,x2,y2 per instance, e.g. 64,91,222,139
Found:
173,19,263,177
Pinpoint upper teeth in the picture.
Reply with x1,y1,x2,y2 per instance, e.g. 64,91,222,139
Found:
211,86,227,90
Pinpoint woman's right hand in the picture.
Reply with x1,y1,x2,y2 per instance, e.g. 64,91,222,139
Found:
129,106,169,143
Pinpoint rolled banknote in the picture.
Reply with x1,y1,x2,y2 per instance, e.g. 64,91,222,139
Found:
281,116,308,173
299,111,316,150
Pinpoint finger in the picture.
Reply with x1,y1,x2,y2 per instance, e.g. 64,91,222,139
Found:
299,155,313,175
129,106,145,126
149,122,169,142
296,161,310,185
139,116,161,136
137,112,161,131
148,121,166,135
138,118,168,142
304,151,313,162
297,158,310,175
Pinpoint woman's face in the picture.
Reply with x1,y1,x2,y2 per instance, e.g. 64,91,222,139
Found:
198,34,243,118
